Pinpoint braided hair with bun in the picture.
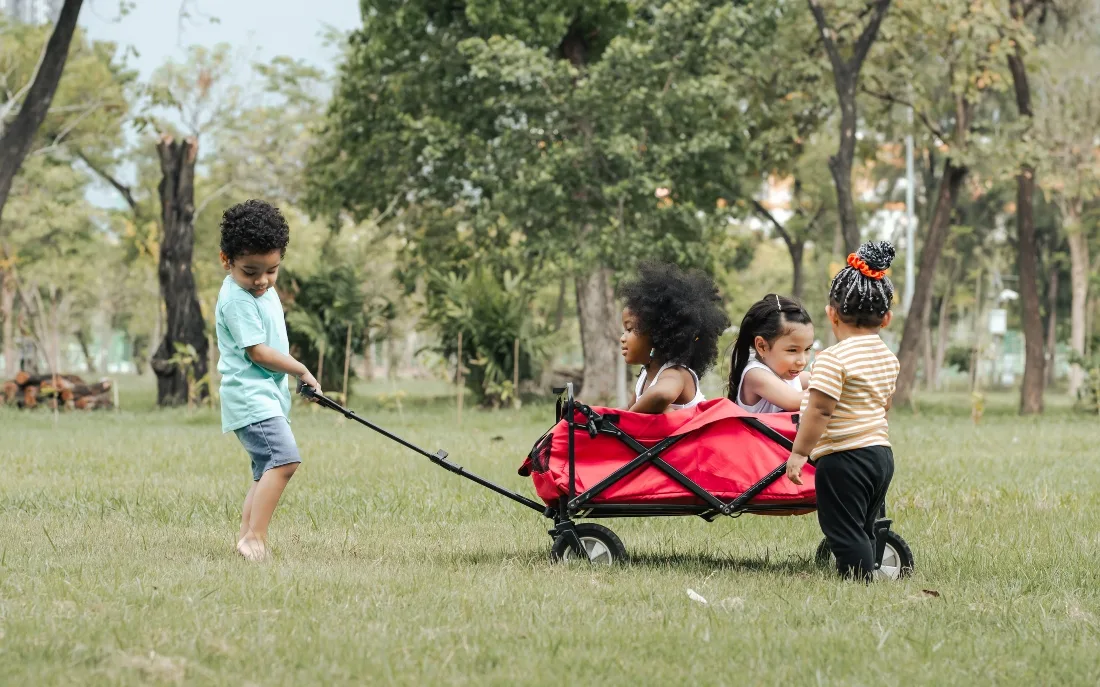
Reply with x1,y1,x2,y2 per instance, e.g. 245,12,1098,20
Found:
828,241,896,328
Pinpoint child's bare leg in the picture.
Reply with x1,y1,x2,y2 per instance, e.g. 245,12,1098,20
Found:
239,482,258,542
242,462,299,552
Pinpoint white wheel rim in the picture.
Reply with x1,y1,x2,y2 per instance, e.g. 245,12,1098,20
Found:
874,542,902,581
562,536,614,564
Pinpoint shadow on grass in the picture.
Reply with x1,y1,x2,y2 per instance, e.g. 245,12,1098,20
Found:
626,550,821,575
448,547,822,575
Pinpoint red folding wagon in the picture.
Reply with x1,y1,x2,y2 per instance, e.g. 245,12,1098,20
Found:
303,383,914,578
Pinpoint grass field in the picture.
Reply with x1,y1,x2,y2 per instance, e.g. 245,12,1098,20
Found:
3,378,1100,685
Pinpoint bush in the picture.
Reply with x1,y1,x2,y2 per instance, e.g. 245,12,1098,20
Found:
426,268,549,408
283,264,394,399
944,345,972,374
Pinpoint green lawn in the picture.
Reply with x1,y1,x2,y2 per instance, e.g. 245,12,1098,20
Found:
3,378,1100,685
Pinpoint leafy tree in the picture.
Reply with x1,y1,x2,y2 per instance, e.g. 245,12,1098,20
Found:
1,15,134,376
1033,10,1100,398
308,1,788,401
2,154,101,377
862,0,1018,406
0,0,84,237
1002,0,1050,414
737,0,833,301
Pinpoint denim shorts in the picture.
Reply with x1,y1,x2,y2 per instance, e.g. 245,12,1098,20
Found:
234,416,301,481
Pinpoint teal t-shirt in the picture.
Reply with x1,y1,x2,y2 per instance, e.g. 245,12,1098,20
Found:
216,276,292,433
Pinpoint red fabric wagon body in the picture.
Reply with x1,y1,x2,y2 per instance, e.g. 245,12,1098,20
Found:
520,398,816,515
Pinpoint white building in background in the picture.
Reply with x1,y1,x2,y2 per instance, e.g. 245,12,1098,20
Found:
0,0,62,24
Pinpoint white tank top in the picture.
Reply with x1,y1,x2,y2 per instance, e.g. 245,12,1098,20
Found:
635,362,705,410
735,356,804,414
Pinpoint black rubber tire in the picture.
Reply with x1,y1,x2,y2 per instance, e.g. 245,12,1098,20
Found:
815,531,914,579
550,523,627,565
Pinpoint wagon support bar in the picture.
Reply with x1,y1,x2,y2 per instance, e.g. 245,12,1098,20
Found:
298,384,547,514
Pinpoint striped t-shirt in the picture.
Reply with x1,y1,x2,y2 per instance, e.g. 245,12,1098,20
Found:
800,335,899,460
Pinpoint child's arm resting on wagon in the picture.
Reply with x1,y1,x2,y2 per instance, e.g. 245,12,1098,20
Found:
245,344,322,396
785,389,837,485
628,373,685,414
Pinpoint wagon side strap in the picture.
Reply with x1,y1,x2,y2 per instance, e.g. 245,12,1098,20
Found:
739,417,794,451
720,417,795,513
601,426,731,512
567,433,686,512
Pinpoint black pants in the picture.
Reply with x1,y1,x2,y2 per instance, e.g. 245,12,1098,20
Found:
815,445,894,581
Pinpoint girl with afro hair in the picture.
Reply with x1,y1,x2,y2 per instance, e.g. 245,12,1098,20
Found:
618,262,731,413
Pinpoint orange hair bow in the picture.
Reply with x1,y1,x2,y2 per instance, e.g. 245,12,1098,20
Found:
847,253,886,280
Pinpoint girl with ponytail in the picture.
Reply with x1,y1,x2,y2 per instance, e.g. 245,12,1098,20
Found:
727,295,814,414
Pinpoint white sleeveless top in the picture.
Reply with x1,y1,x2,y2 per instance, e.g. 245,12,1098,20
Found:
735,356,804,414
635,362,705,410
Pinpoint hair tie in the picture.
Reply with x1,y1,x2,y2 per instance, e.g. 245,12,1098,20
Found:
775,294,782,310
847,253,886,280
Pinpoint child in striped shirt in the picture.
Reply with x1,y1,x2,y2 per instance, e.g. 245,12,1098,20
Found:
786,241,901,581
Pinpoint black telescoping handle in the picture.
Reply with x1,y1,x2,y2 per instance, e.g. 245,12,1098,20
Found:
297,382,546,513
299,382,437,461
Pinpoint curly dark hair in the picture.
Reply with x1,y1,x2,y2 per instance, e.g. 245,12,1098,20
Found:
219,199,291,261
617,262,731,376
829,240,896,328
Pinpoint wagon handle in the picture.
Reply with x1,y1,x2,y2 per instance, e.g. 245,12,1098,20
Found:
296,382,547,514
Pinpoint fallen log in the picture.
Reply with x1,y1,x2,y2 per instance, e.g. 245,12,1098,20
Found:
3,371,114,410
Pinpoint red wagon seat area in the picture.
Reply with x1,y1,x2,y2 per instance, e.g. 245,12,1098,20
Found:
519,398,816,513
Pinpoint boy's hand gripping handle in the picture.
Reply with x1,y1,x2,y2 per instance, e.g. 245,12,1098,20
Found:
297,380,319,400
297,380,343,414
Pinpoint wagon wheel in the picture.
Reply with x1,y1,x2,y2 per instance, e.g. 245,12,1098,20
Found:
815,531,914,580
550,524,627,565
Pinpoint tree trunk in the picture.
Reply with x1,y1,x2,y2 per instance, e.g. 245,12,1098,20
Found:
807,0,893,255
362,330,374,382
1066,209,1089,398
921,291,935,391
828,87,862,254
921,327,935,393
0,0,85,227
575,267,619,403
1044,264,1058,388
893,161,968,407
1006,1,1043,415
932,270,957,391
150,135,208,407
1,270,14,378
789,241,805,302
1015,166,1044,414
76,329,96,374
970,268,984,392
553,275,567,332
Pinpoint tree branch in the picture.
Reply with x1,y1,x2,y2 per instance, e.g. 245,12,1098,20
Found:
807,0,846,78
0,0,85,229
751,199,795,249
28,98,103,158
860,85,948,140
852,0,893,71
194,180,235,217
806,204,826,232
0,31,51,135
74,147,138,211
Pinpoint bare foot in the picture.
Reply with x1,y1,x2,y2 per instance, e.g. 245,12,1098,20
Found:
236,535,268,562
